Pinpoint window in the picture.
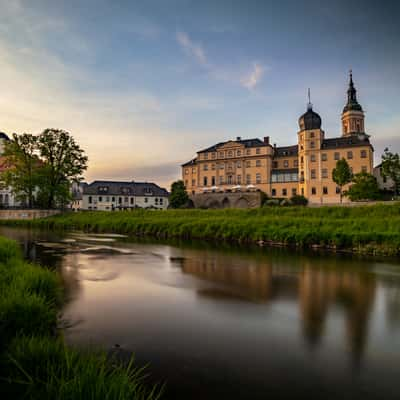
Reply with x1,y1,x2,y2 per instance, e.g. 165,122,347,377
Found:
228,163,233,171
334,152,340,160
361,150,367,158
130,197,134,204
124,197,128,203
237,150,241,156
311,169,316,179
310,154,316,162
185,169,189,175
311,187,316,195
88,196,92,204
310,141,315,148
292,188,297,196
119,197,122,204
301,187,304,195
246,174,251,184
271,188,276,196
211,163,216,170
323,187,328,195
246,149,251,155
155,198,159,204
212,176,216,186
271,171,298,183
106,197,110,202
256,148,260,154
322,153,327,161
256,173,261,184
347,151,353,159
322,168,328,178
203,164,208,171
160,198,163,204
192,179,195,186
219,176,224,185
336,186,341,194
203,177,208,186
219,163,224,170
185,180,188,187
99,196,102,202
237,175,241,184
301,156,304,164
361,166,367,173
192,167,196,173
310,132,315,138
112,197,115,202
211,152,216,159
272,161,278,168
237,161,241,168
246,161,251,168
228,150,233,157
256,160,261,167
204,153,208,159
219,151,224,158
283,160,289,167
294,159,298,167
227,175,233,184
282,188,287,196
144,197,148,203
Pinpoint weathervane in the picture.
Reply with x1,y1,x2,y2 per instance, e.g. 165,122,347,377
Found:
307,88,312,110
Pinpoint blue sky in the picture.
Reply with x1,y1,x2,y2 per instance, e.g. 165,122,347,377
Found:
0,0,399,188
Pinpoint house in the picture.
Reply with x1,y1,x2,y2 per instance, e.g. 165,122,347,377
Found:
81,180,169,210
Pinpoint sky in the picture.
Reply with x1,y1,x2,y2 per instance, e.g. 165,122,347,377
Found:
0,0,399,189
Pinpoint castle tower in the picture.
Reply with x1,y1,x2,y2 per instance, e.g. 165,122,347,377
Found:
341,71,365,136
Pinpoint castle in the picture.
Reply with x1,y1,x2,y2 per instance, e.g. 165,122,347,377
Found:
181,72,373,204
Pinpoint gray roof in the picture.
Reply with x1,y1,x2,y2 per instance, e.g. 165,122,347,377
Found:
321,134,371,150
181,158,197,167
83,180,169,196
197,138,268,154
274,145,298,157
0,132,10,141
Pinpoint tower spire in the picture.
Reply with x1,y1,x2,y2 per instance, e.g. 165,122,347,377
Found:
343,69,362,113
307,88,312,110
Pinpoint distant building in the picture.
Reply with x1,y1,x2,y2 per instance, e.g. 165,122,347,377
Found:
373,164,395,193
81,180,169,211
182,72,374,205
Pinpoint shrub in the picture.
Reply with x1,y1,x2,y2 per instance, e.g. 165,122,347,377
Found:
290,195,308,206
280,199,292,206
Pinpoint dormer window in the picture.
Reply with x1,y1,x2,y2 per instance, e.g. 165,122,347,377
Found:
144,187,153,196
98,186,109,193
121,187,130,195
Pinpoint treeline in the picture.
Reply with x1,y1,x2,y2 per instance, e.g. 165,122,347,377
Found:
1,129,87,209
7,204,400,256
0,236,162,399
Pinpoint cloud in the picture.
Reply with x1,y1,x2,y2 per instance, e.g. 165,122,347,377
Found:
240,62,265,90
176,31,208,66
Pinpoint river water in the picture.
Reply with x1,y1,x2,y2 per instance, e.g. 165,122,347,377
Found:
1,226,400,400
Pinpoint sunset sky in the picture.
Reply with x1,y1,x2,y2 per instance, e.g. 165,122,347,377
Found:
0,0,399,189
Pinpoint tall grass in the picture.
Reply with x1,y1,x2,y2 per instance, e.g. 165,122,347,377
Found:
0,236,162,399
5,203,400,256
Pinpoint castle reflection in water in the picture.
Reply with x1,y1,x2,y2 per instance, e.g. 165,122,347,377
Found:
179,249,377,361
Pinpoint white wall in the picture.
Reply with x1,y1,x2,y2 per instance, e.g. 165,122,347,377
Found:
81,194,169,210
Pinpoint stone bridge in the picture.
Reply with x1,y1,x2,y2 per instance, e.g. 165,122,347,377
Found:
190,191,262,209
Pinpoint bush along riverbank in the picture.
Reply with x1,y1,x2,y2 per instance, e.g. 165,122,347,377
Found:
3,203,400,257
0,236,162,399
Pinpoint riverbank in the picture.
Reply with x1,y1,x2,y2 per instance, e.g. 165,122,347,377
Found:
0,236,161,399
2,203,400,256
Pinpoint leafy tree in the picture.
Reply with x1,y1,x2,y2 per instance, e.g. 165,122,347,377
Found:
345,172,380,201
332,158,352,203
36,129,88,209
0,133,40,208
381,148,400,195
290,194,308,206
169,180,189,208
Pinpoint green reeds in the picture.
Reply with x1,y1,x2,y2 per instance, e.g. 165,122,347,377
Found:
0,236,162,399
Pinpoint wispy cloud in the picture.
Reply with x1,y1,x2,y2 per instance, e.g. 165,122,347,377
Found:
240,62,265,90
176,31,208,66
176,31,266,90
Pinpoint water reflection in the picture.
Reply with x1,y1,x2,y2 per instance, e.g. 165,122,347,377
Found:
2,226,400,400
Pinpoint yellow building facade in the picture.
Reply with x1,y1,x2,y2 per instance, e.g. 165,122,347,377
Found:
182,72,374,204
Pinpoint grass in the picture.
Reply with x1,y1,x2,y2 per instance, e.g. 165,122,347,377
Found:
3,203,400,256
0,236,162,399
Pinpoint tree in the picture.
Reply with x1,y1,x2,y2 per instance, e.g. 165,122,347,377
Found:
0,133,40,208
332,158,352,203
169,180,189,208
36,129,88,209
345,172,380,201
381,148,400,195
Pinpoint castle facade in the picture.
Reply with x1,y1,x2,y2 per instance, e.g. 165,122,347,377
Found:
181,72,373,204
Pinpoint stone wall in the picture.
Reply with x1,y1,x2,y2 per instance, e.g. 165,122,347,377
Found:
190,192,262,209
0,209,61,220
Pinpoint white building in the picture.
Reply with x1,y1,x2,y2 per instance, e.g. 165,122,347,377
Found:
373,164,395,193
81,180,169,211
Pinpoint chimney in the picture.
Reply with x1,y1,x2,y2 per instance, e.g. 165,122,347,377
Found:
236,136,241,141
264,136,270,145
273,143,277,148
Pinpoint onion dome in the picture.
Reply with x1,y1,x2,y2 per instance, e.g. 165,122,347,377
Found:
343,70,363,112
298,103,322,131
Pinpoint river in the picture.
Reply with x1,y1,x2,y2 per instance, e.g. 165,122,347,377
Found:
1,226,400,400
